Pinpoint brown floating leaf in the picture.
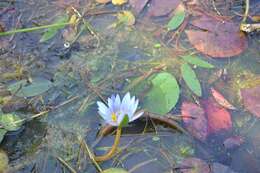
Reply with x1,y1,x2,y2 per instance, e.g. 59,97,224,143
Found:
129,0,149,15
211,87,236,110
202,97,232,134
180,157,210,173
241,85,260,118
147,0,180,17
181,102,208,141
186,15,247,58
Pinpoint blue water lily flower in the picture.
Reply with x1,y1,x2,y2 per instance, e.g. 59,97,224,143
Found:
97,92,143,126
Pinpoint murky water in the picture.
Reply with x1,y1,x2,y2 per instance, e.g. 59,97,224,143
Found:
0,0,260,173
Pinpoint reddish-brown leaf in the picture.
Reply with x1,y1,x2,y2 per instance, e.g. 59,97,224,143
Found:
147,0,180,17
202,97,232,134
186,15,247,58
0,22,9,50
129,0,149,15
211,87,236,110
180,157,210,173
181,102,208,141
241,86,260,118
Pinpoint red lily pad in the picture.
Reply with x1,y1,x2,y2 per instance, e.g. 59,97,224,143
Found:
180,157,210,173
129,0,149,15
202,97,232,134
241,86,260,118
186,15,247,58
223,136,244,150
147,0,181,17
181,102,208,141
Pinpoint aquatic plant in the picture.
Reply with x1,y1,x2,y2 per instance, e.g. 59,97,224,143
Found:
97,92,143,126
95,92,143,161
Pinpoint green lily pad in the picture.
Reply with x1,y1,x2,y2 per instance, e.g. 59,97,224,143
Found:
102,168,129,173
8,78,53,97
181,63,202,96
144,72,180,115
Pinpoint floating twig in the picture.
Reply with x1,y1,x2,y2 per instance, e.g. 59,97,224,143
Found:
56,156,77,173
128,158,157,173
79,136,103,173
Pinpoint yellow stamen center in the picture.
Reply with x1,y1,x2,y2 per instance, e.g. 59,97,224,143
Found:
111,112,117,122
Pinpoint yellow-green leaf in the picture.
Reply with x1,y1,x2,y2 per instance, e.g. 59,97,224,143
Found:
0,113,22,131
181,55,214,68
167,4,185,31
117,11,135,26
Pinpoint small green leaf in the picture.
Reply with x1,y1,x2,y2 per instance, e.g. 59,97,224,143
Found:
0,129,7,143
8,78,53,97
181,55,214,68
102,168,129,173
167,4,185,31
119,115,129,127
144,72,180,115
154,43,161,48
0,113,22,131
40,14,69,42
181,63,202,96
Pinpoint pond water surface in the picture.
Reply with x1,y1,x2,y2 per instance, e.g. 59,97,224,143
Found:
0,0,260,173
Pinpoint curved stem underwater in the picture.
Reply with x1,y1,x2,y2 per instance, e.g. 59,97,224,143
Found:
94,127,122,162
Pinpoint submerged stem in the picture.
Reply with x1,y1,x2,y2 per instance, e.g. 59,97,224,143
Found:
242,0,250,23
94,127,122,162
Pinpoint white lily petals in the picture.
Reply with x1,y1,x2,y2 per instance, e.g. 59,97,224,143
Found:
97,92,143,126
130,111,144,122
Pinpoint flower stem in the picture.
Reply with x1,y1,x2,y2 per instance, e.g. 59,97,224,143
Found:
94,127,122,162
